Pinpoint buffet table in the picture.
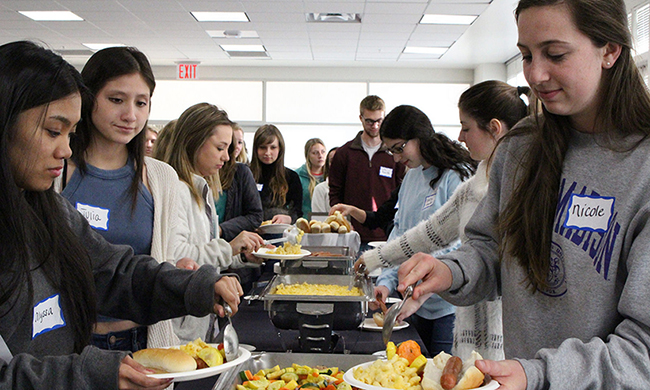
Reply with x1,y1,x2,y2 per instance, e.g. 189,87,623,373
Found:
175,296,427,390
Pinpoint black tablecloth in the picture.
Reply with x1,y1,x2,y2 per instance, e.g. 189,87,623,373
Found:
232,298,428,355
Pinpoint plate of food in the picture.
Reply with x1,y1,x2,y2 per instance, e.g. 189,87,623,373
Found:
253,247,311,260
359,318,409,331
134,341,251,382
257,222,292,235
343,350,499,390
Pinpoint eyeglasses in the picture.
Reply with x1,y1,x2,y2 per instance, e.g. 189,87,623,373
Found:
386,140,409,156
362,117,383,126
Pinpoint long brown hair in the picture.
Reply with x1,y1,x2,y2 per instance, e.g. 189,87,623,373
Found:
161,103,233,206
72,46,155,211
216,128,239,195
250,124,288,207
499,0,650,291
458,80,533,169
303,138,325,196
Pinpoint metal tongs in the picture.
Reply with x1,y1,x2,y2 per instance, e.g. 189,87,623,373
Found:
382,284,414,345
348,262,369,290
263,226,302,246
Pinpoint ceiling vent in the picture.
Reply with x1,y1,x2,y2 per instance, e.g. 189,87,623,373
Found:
225,51,270,59
306,13,361,23
56,49,95,56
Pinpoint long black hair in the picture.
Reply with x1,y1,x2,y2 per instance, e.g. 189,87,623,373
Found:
380,105,476,189
0,41,97,352
71,46,156,211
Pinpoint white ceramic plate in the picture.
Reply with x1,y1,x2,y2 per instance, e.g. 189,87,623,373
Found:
257,223,292,235
253,247,311,260
343,360,500,390
359,318,409,331
367,241,387,248
240,344,256,352
147,346,251,382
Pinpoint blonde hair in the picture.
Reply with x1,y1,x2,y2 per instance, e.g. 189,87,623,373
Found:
232,123,249,164
303,138,325,196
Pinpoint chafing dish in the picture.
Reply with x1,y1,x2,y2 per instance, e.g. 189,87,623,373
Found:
214,352,376,390
259,274,372,331
279,246,353,275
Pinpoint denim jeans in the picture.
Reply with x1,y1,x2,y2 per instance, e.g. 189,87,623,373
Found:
409,313,455,357
91,326,148,352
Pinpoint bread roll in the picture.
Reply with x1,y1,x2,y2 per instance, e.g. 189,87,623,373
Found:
311,223,322,233
296,218,311,233
329,221,340,231
321,223,331,233
133,348,197,373
373,312,384,327
421,351,485,390
337,225,348,234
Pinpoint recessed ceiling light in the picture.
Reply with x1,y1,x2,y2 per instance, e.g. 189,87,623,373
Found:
220,44,265,52
403,46,449,55
82,43,126,51
420,14,477,25
191,12,249,22
306,13,361,23
207,30,259,38
19,11,83,21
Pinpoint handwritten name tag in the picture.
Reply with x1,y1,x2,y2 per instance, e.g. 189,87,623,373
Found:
379,166,393,178
423,193,437,210
76,202,109,231
33,294,66,339
564,194,614,232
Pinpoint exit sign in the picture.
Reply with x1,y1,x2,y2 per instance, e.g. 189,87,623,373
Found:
177,63,198,79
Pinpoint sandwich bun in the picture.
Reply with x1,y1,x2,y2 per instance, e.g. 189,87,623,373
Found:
421,351,485,390
133,348,197,373
372,312,385,327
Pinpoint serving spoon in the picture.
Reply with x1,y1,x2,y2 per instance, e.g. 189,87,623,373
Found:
222,303,239,362
381,284,414,345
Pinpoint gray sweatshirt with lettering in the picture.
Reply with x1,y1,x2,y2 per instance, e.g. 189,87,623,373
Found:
438,124,650,390
0,194,221,389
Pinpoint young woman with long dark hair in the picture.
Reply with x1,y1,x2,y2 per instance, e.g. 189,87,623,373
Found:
249,124,302,224
0,40,242,390
398,0,650,388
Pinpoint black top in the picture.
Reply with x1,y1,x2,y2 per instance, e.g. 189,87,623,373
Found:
258,164,303,223
220,163,264,241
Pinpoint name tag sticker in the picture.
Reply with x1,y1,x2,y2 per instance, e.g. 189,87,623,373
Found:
76,202,109,231
33,294,66,339
379,166,393,178
564,194,614,232
256,183,264,191
423,194,437,210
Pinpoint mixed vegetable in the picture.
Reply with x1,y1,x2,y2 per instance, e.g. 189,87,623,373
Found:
237,364,351,390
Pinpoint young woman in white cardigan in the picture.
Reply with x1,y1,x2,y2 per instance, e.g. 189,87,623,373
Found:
159,102,264,342
60,46,188,352
357,80,531,360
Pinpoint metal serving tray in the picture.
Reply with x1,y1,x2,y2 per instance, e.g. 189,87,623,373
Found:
280,246,353,275
259,274,372,330
215,352,376,390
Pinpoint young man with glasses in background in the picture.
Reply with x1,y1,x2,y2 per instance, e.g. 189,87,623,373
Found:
329,95,406,253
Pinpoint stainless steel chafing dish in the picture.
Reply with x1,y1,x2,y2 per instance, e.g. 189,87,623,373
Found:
279,246,353,275
214,352,376,390
259,274,372,331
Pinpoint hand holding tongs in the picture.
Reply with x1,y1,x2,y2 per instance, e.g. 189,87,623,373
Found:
348,262,369,290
